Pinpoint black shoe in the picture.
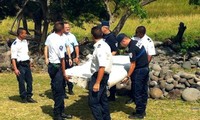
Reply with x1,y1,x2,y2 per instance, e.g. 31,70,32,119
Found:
21,98,28,103
53,115,65,120
128,114,145,119
64,95,69,99
61,113,73,119
26,97,37,103
108,96,116,102
132,112,146,117
68,91,75,95
125,98,134,104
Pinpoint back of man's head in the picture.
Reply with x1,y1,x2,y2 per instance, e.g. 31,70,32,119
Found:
54,21,64,33
91,26,103,39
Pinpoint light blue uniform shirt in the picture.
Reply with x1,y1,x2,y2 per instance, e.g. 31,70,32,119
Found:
64,32,78,54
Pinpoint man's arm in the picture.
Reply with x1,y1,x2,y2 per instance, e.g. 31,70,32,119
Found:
12,59,20,76
74,46,80,64
111,51,117,56
44,45,49,65
93,67,105,92
66,46,73,66
148,55,152,63
61,58,71,81
122,61,136,83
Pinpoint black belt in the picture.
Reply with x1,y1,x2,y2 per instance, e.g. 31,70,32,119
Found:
49,62,61,68
93,72,109,76
17,60,30,67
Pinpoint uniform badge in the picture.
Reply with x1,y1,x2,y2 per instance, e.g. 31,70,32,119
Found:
13,41,17,45
97,44,101,48
59,46,63,51
147,38,152,42
129,53,132,58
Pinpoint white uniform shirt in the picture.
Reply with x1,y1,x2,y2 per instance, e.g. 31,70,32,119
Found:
61,34,70,53
64,32,78,54
90,39,113,74
45,33,65,63
11,38,30,62
132,34,156,56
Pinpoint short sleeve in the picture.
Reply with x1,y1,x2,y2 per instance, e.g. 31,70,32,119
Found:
11,41,18,59
96,47,107,67
72,34,78,46
45,36,50,46
147,41,156,56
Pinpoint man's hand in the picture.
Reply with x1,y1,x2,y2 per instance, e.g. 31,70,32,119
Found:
93,83,100,92
64,75,72,81
68,59,73,66
45,59,49,65
121,76,130,84
74,57,80,65
14,69,20,76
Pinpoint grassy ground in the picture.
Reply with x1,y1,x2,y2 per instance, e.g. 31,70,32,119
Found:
0,73,199,120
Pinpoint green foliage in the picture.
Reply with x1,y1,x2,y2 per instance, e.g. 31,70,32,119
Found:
180,36,199,54
189,0,200,5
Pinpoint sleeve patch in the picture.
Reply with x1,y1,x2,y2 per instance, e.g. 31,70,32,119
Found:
59,46,63,51
97,44,101,48
147,38,152,42
13,41,17,45
129,53,133,58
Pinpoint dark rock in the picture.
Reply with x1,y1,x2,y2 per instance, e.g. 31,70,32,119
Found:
168,89,182,99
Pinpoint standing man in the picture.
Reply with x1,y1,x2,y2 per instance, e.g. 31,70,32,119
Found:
11,28,37,103
117,33,149,119
88,26,112,120
44,22,72,120
126,26,156,104
101,21,118,101
63,22,80,95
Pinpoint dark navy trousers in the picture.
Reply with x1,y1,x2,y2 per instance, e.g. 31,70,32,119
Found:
64,53,74,92
48,63,65,116
88,72,111,120
16,64,33,99
131,67,149,114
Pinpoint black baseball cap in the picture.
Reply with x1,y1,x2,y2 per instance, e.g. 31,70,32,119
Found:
116,33,127,43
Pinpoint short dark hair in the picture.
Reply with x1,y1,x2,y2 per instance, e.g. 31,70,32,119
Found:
17,27,26,36
54,21,64,33
63,21,69,25
136,26,146,35
91,26,103,39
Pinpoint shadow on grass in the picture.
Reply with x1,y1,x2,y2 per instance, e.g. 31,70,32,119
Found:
9,95,22,103
66,93,133,120
40,89,53,100
41,105,54,118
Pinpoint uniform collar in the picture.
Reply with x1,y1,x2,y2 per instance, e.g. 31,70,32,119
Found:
64,32,71,36
16,37,26,42
93,39,104,48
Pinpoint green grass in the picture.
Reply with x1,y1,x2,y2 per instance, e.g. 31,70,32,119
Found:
0,73,200,120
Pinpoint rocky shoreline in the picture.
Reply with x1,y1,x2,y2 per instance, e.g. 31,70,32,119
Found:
0,39,200,101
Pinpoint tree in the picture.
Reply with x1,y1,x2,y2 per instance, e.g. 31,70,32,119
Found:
1,0,156,52
103,0,157,35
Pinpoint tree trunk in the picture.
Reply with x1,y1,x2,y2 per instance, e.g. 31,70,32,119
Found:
112,10,132,35
112,0,157,35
